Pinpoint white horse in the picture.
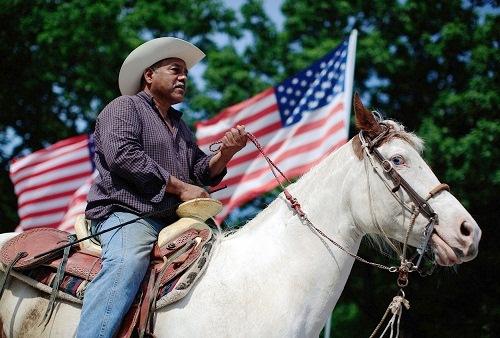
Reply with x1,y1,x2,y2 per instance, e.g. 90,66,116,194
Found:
0,95,481,337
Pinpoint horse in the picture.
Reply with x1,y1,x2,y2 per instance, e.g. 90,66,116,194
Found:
0,94,481,337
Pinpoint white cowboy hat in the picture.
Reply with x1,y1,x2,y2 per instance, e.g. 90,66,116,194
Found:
118,37,205,95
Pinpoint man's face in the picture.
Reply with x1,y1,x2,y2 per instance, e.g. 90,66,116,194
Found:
148,58,188,105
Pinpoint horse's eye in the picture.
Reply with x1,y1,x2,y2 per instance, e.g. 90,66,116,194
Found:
391,155,405,166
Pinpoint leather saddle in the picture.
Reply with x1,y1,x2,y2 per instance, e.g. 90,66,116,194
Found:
0,198,223,337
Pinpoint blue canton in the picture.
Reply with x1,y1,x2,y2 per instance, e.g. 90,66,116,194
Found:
275,40,348,127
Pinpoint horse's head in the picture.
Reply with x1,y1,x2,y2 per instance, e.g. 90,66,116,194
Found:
350,93,481,266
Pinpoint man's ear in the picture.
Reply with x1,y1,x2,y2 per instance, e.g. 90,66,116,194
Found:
143,68,154,85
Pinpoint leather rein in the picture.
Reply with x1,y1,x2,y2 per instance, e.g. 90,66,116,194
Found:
218,128,449,286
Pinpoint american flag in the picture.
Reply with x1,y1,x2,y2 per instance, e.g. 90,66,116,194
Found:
9,135,95,231
196,33,357,221
9,32,357,231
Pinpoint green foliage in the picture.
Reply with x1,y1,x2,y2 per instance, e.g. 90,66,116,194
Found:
0,0,498,336
0,0,238,231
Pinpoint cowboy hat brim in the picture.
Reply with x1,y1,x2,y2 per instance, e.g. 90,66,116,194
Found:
118,37,205,96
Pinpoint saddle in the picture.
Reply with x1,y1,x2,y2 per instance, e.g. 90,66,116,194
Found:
0,198,223,338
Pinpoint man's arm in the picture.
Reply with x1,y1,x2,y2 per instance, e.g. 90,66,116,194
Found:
208,125,247,178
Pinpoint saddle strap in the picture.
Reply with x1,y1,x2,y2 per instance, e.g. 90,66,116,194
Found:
141,240,195,338
41,235,75,326
0,251,28,300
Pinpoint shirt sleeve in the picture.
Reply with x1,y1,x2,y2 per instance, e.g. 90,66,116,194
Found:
183,125,226,187
192,148,227,187
95,96,170,203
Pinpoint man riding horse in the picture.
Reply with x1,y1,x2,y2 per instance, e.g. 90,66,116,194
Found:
77,37,247,337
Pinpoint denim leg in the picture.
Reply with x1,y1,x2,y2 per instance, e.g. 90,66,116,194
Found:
76,212,164,338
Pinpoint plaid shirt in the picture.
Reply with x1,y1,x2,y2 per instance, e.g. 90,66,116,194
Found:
86,91,225,222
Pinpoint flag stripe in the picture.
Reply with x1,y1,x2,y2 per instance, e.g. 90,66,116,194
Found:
220,119,345,187
11,145,91,183
16,169,92,196
216,139,347,220
196,36,353,221
13,156,92,187
10,136,89,175
14,162,93,195
210,119,347,203
220,98,344,178
225,102,343,169
197,88,275,127
9,135,94,231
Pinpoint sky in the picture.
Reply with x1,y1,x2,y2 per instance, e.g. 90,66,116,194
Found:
226,0,284,29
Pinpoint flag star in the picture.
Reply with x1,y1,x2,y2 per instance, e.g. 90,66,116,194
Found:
328,72,334,80
284,109,290,116
292,78,299,85
341,51,347,57
290,99,296,106
328,60,334,66
295,90,302,96
300,80,307,87
278,86,284,92
321,81,332,89
308,101,319,109
320,62,326,68
306,88,313,96
327,95,333,101
340,63,346,70
280,97,287,104
315,91,325,99
286,87,293,94
306,70,313,77
286,116,294,124
335,61,340,68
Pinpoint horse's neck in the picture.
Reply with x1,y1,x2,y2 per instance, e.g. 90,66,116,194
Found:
216,142,363,333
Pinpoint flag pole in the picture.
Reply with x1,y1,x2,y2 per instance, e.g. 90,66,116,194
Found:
343,29,358,127
324,28,358,338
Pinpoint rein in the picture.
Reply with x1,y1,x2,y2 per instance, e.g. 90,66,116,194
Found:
213,128,449,337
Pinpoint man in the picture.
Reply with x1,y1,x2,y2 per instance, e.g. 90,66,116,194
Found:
77,37,246,337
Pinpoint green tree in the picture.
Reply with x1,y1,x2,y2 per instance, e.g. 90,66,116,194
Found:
0,0,498,336
275,0,498,336
0,0,239,232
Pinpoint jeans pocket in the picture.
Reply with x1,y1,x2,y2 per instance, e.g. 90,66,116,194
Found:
90,219,105,244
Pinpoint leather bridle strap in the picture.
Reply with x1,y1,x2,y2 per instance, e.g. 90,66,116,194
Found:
362,129,440,221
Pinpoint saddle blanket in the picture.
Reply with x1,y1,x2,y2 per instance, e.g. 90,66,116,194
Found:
0,226,214,310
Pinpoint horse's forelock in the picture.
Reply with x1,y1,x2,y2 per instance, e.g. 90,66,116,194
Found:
351,119,424,160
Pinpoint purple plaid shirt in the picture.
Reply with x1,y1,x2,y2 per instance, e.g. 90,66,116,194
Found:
85,91,225,222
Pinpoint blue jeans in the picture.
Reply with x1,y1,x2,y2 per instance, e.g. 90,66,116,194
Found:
76,212,165,338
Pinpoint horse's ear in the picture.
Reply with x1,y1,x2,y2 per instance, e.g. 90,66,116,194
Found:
353,92,382,135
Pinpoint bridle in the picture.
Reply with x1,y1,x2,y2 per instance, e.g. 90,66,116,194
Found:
233,126,448,283
214,126,451,337
358,123,449,286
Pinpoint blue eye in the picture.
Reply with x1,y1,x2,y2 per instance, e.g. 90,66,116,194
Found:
391,155,405,166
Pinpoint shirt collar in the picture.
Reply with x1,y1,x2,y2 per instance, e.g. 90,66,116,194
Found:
136,90,183,119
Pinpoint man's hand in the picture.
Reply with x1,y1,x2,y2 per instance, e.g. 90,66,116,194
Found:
219,125,247,160
167,176,209,201
178,183,209,201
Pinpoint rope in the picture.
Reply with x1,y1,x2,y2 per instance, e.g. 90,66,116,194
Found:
210,130,445,337
210,132,398,272
369,291,410,338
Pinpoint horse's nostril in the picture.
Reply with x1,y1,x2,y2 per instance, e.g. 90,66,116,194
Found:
460,221,471,237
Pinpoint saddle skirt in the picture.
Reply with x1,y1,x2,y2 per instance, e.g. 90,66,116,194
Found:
0,198,222,336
